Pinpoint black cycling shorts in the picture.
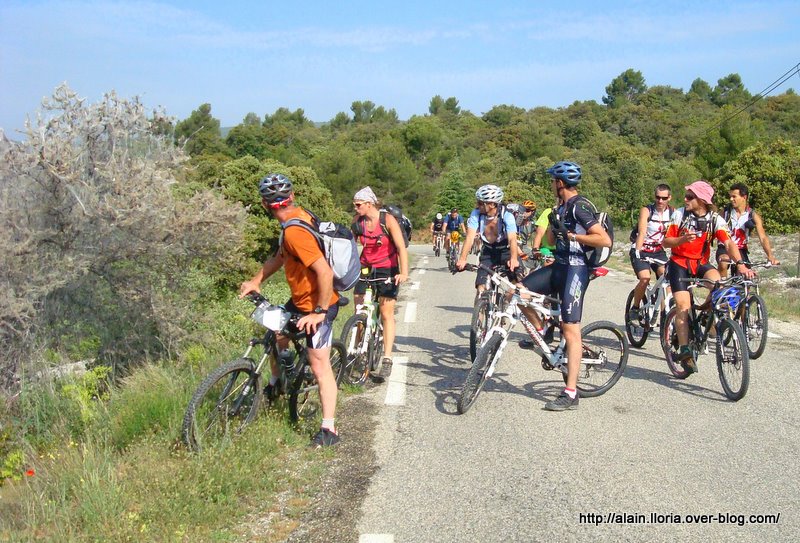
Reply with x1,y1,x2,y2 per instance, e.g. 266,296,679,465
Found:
716,244,749,264
476,244,513,288
354,267,399,299
667,260,716,294
521,262,590,324
630,248,668,275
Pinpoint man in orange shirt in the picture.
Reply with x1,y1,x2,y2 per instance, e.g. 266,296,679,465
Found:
663,180,754,373
239,173,342,448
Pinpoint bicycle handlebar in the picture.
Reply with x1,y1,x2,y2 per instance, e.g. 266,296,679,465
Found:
463,263,561,306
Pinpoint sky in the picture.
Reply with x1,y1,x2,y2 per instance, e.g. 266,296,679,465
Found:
1,0,799,135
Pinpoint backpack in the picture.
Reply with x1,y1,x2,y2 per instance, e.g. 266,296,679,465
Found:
678,207,719,257
572,196,614,268
281,211,361,292
352,206,411,248
629,204,674,243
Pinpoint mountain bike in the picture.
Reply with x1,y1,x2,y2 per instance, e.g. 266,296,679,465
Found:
469,264,515,362
624,255,672,348
733,261,771,359
660,277,750,401
182,293,347,452
340,273,391,383
433,231,445,257
458,264,628,414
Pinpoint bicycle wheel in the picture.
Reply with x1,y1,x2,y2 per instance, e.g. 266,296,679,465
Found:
470,294,491,362
660,307,690,379
567,321,628,397
624,290,648,348
368,322,385,375
288,341,346,423
740,294,768,360
182,358,262,452
457,332,504,414
340,314,369,384
716,318,750,401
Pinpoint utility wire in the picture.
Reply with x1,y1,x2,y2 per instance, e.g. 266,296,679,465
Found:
700,61,800,138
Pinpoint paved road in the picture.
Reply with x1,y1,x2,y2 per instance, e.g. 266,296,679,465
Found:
355,245,799,543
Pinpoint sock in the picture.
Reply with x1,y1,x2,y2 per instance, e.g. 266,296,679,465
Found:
321,418,336,433
269,376,279,386
564,388,577,399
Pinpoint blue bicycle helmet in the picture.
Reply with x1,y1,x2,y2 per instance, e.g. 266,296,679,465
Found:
547,161,582,186
711,287,743,313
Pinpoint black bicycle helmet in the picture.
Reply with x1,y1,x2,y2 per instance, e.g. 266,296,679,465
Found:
258,173,293,203
546,161,581,186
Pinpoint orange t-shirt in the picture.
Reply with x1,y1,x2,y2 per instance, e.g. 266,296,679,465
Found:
281,208,339,313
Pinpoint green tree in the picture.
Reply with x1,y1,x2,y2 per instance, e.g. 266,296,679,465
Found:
711,73,752,107
603,69,647,107
688,78,712,101
174,103,228,156
718,139,800,233
434,164,475,216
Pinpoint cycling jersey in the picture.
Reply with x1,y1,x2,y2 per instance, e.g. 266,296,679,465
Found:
432,217,445,232
535,208,555,252
631,205,672,252
724,206,755,250
446,214,464,232
553,195,599,267
467,208,517,245
665,207,731,273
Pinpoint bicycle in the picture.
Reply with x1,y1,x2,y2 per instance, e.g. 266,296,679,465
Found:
660,277,750,401
340,273,392,384
433,231,445,257
624,255,672,348
458,264,628,414
182,293,347,452
733,261,771,360
447,231,462,267
469,264,515,362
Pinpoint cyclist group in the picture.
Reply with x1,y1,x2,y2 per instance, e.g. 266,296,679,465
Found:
236,163,780,447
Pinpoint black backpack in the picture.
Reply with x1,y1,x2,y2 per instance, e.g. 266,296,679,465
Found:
571,196,614,268
629,204,674,243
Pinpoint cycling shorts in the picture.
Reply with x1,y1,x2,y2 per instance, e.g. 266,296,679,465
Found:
353,267,399,299
630,248,668,275
521,263,590,324
476,244,513,288
716,244,749,264
667,260,716,294
284,299,339,349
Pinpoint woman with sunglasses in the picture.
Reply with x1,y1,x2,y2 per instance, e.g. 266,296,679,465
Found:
663,180,755,372
351,187,409,378
627,184,674,321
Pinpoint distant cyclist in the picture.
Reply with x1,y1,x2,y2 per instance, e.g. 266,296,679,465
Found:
456,185,519,291
531,200,557,261
430,212,446,250
518,161,612,411
628,184,673,321
716,182,780,278
444,207,466,253
517,200,538,247
663,180,755,372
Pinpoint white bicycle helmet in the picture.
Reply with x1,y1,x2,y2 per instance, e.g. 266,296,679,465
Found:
506,203,524,215
475,184,504,203
435,212,443,220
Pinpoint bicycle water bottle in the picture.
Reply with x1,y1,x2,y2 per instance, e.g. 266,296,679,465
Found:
278,349,296,371
363,286,373,306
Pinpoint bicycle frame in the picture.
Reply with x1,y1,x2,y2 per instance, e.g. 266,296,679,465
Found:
345,279,384,359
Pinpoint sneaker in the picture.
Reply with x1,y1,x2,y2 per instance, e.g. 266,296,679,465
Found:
680,357,698,375
309,428,340,448
381,357,393,373
544,391,579,411
264,379,281,403
519,338,537,350
627,306,640,322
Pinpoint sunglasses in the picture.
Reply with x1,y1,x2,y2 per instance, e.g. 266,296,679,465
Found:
655,196,670,201
684,194,696,201
353,202,367,208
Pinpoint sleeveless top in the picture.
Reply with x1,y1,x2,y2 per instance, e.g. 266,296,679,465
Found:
358,215,399,268
632,206,671,252
726,207,753,250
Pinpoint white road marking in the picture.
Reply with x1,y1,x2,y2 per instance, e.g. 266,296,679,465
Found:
410,281,420,290
418,269,426,275
404,301,417,322
767,331,782,339
384,356,408,406
359,535,394,543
